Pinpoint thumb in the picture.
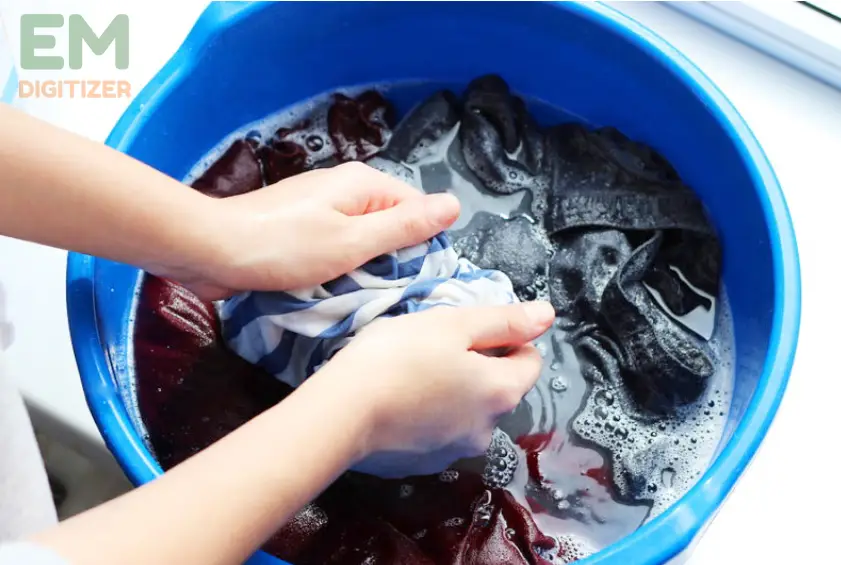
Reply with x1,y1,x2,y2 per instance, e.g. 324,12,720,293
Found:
353,193,460,257
458,302,555,350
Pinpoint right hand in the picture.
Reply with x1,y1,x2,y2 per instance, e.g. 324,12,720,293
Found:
309,300,555,478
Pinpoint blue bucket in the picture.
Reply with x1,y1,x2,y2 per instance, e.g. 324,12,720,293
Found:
66,2,800,564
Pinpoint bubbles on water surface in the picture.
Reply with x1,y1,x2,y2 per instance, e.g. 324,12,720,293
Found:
443,517,465,528
570,300,734,516
555,534,596,562
438,470,459,483
482,429,518,489
305,135,324,151
550,376,568,393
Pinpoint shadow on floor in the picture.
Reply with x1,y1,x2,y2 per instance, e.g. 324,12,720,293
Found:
34,430,132,520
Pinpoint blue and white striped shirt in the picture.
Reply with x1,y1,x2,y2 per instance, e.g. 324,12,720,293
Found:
221,232,517,388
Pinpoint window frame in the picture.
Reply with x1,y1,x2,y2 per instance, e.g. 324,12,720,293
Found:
667,1,841,91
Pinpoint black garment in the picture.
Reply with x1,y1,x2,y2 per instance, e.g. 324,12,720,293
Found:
459,75,546,198
457,76,721,418
381,90,461,164
446,75,724,502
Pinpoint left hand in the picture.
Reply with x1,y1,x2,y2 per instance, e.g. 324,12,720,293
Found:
153,162,461,301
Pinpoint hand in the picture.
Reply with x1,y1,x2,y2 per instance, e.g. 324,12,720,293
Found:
306,300,555,478
0,106,458,303
158,162,460,301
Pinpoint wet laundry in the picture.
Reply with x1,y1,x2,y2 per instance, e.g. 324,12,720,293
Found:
220,233,517,389
453,76,723,502
134,76,727,563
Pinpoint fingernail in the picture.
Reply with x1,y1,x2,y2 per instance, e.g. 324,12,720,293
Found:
426,193,460,225
522,301,555,329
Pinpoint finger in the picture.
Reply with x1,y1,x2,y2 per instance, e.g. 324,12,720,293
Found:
327,162,425,215
455,302,555,350
497,344,544,392
351,192,460,257
477,344,544,414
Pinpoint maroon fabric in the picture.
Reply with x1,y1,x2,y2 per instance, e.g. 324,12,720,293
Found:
259,141,309,184
328,91,395,161
134,276,291,470
191,139,264,197
190,91,394,191
135,90,579,564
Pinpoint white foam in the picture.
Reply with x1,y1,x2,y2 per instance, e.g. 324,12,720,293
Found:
570,289,735,518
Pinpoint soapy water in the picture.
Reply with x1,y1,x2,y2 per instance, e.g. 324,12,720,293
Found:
142,81,733,561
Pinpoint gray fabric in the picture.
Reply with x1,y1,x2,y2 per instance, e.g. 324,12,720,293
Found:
0,351,59,541
0,542,68,564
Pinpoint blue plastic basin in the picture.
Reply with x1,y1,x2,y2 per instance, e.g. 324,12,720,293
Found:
66,2,800,564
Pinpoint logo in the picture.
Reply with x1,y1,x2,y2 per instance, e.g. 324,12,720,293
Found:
17,14,131,99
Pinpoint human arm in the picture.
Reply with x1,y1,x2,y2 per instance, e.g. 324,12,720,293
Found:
0,103,459,300
29,301,555,565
